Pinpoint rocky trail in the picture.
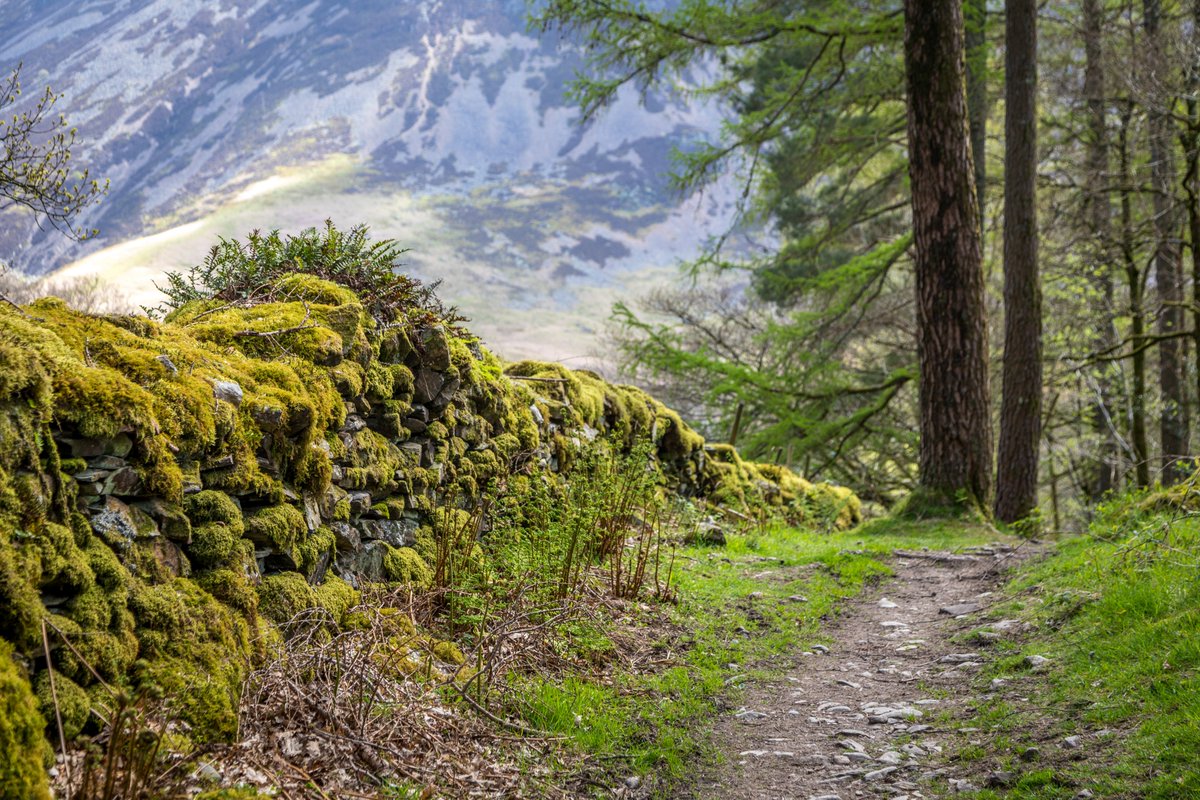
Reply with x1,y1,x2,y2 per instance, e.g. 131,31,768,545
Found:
687,543,1038,800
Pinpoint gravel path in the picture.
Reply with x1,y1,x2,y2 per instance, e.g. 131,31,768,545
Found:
684,544,1028,800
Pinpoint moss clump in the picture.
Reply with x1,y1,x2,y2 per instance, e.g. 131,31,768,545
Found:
0,641,50,799
257,573,360,627
128,579,250,742
243,504,306,555
382,545,433,588
34,670,90,740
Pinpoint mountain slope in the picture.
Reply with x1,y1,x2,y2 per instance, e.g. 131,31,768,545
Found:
0,0,740,358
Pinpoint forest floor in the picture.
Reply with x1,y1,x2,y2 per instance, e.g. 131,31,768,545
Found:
679,540,1050,800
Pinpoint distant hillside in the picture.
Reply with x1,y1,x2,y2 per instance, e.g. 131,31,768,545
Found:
0,0,743,359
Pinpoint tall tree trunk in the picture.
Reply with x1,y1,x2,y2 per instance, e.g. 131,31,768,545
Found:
903,0,993,507
965,0,988,219
996,0,1043,523
1083,0,1120,497
1145,0,1190,484
1187,0,1200,464
1119,100,1151,487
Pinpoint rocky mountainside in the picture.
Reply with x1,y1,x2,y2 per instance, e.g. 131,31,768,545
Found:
0,0,739,357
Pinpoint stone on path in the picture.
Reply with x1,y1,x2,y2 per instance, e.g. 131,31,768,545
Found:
940,602,984,616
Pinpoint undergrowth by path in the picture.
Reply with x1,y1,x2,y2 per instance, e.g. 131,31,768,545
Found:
941,495,1200,800
517,517,1000,796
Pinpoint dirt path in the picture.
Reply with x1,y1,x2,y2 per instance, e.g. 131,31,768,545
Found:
684,543,1029,800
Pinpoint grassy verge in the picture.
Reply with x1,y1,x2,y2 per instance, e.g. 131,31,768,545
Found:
943,493,1200,799
509,517,1000,796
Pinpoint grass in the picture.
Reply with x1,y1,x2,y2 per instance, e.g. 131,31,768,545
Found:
509,516,999,796
949,494,1200,799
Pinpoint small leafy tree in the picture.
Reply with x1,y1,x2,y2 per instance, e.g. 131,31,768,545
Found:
0,64,107,240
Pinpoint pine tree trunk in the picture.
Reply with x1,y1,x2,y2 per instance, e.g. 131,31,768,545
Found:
1187,0,1200,469
995,0,1042,523
1082,0,1119,498
1145,0,1190,484
1118,101,1151,487
965,0,988,218
904,0,993,507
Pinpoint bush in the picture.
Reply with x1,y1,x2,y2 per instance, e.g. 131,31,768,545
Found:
152,221,465,328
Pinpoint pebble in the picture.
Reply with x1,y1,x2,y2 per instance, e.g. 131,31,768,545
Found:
624,776,641,789
813,644,830,654
1063,735,1082,749
1076,791,1095,799
939,653,981,663
832,755,851,765
940,602,983,616
864,766,898,781
837,739,865,752
789,595,810,602
734,708,768,721
836,728,872,738
990,678,1008,689
986,771,1016,787
845,752,872,762
1019,746,1041,761
810,796,842,800
906,724,931,734
878,598,899,608
835,679,862,689
881,621,909,628
1025,654,1051,668
949,778,978,793
877,751,903,765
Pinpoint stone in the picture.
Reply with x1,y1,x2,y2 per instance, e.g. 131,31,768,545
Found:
878,598,899,608
418,326,452,371
330,522,362,552
355,518,418,548
103,466,141,496
412,368,446,405
733,708,768,721
90,455,127,470
134,498,192,543
1019,746,1040,762
251,405,285,432
686,520,727,546
837,739,865,752
1076,791,1095,799
1063,735,1082,749
906,724,930,734
986,771,1016,788
940,602,983,616
788,594,809,603
211,380,244,407
431,375,462,409
836,729,871,738
1025,655,1051,669
303,495,322,533
348,491,372,516
624,776,640,789
812,645,830,654
864,766,897,781
91,497,157,547
877,751,902,765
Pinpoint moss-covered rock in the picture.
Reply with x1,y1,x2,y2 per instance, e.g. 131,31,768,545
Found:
0,641,50,799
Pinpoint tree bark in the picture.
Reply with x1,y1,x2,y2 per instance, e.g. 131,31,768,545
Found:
965,0,988,219
1186,0,1200,468
903,0,993,507
1118,100,1151,487
1082,0,1120,498
995,0,1042,523
1145,0,1190,484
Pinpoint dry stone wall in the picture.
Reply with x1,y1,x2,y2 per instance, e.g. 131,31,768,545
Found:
0,273,859,793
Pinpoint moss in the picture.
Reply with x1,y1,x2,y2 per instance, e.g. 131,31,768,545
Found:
257,573,359,627
0,641,50,800
256,573,314,626
128,579,250,742
184,491,244,535
382,545,433,588
188,523,240,569
243,504,306,555
296,525,336,576
431,640,465,666
195,569,259,618
34,670,90,740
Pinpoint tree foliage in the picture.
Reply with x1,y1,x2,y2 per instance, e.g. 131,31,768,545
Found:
0,64,106,241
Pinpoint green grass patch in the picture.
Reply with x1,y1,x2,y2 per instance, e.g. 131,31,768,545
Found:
965,493,1200,799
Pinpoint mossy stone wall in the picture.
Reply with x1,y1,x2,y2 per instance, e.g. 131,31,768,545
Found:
0,273,858,790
